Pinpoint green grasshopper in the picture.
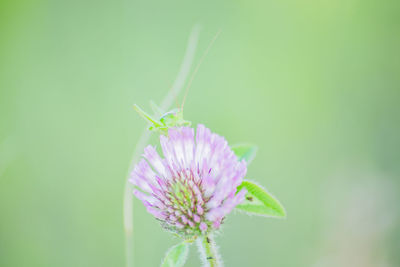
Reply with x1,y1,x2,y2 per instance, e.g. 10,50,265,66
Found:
134,102,191,135
133,29,222,136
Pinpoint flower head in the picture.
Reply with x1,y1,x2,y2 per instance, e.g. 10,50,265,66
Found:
130,124,247,238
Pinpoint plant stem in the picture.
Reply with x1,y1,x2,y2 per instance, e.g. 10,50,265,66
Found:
197,234,222,267
123,25,200,267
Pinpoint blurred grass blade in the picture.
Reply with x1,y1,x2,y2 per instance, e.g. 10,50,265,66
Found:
161,242,189,267
236,180,286,218
231,144,258,164
125,26,201,267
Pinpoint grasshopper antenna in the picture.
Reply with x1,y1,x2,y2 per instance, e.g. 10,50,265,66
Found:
180,29,222,112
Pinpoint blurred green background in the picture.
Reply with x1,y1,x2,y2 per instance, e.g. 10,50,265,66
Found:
1,0,399,266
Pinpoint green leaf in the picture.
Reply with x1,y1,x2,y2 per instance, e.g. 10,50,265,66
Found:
161,242,189,267
236,180,286,218
231,144,258,164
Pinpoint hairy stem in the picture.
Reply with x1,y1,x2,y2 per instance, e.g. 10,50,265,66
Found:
197,234,223,267
123,25,200,267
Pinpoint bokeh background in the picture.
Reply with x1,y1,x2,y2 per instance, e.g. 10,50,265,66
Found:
1,0,399,266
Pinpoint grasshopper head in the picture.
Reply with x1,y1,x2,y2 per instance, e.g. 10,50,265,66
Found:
160,108,191,128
